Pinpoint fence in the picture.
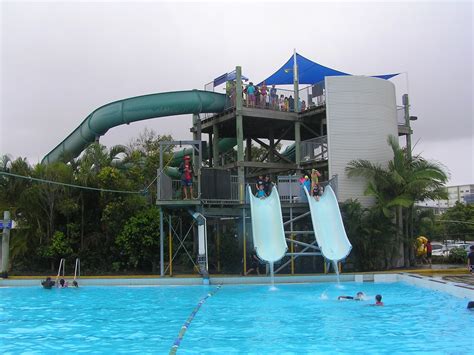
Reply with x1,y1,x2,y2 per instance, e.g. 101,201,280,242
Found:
158,171,338,203
300,136,328,162
397,106,406,125
299,80,326,110
277,174,338,203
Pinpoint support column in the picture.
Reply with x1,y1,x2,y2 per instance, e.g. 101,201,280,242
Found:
213,123,220,167
236,66,245,203
242,213,247,275
293,49,299,112
208,133,213,167
1,211,11,277
403,94,412,159
268,128,275,163
168,214,172,276
246,138,252,162
159,208,164,277
192,114,201,141
295,121,301,168
290,207,294,275
216,221,221,273
192,113,201,172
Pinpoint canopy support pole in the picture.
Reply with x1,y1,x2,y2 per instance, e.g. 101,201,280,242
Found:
293,49,299,113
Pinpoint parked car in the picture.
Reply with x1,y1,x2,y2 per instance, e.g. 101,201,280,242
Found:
431,242,449,256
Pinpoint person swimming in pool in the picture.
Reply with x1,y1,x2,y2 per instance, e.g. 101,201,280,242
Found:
374,294,384,306
338,291,365,301
41,277,55,289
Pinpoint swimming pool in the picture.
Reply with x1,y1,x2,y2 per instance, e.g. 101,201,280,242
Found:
0,282,471,353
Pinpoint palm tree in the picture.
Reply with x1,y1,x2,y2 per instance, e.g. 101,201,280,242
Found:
346,135,448,268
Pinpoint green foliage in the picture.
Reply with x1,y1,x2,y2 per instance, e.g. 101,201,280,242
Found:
341,200,396,271
116,207,162,271
448,247,468,264
345,135,449,268
1,128,176,274
439,202,474,240
39,231,73,259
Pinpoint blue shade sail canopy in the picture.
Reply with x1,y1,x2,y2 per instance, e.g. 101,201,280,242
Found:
213,70,249,87
259,53,399,85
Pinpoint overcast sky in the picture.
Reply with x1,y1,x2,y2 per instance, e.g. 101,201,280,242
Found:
1,1,473,185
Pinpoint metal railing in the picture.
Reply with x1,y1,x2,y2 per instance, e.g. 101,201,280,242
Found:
277,174,338,203
55,258,65,284
299,80,326,110
158,171,338,203
397,106,406,125
301,136,328,162
74,258,80,281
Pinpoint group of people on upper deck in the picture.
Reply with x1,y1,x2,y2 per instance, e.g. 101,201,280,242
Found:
226,81,306,112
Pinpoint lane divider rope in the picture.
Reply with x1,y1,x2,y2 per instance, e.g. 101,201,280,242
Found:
169,284,222,354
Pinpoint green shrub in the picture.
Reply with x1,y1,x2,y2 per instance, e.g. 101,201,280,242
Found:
448,247,467,264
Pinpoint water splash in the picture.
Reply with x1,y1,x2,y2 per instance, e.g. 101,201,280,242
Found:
320,292,328,300
332,260,340,284
270,262,275,288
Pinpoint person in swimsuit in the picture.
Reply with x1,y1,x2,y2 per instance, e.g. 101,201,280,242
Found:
468,245,474,274
179,155,193,199
338,292,365,301
41,277,55,289
374,294,384,306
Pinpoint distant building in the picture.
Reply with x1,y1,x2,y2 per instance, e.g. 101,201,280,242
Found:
416,184,474,214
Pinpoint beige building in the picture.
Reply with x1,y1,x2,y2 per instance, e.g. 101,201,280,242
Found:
416,184,474,214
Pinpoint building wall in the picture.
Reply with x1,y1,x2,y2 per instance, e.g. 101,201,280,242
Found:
418,184,474,211
325,76,398,206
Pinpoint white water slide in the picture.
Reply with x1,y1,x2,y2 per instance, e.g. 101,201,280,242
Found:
248,186,287,262
304,185,352,261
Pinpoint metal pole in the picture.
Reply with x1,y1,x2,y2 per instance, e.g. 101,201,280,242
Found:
293,48,299,112
242,207,247,275
283,211,310,226
213,123,220,167
403,94,412,159
295,121,301,168
198,141,202,199
1,211,11,277
160,208,164,277
217,221,221,273
285,238,320,250
169,215,172,276
236,66,245,203
290,207,294,275
403,93,414,263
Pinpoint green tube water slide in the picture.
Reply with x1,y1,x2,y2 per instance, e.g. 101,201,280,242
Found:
41,90,231,165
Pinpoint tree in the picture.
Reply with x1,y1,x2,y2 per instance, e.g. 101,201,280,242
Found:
340,199,396,271
38,231,73,271
439,202,474,241
346,135,448,268
116,207,161,272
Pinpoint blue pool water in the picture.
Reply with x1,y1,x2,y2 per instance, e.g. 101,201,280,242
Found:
0,282,472,353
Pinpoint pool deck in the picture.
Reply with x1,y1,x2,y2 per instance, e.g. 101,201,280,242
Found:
1,269,473,299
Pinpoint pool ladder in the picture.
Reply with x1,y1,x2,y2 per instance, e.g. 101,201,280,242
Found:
74,258,81,281
54,258,80,284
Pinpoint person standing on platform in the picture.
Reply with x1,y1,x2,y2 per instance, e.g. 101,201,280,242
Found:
260,82,268,108
179,155,194,199
468,245,474,274
426,239,433,267
246,82,256,107
270,85,277,109
263,175,272,196
311,169,321,191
